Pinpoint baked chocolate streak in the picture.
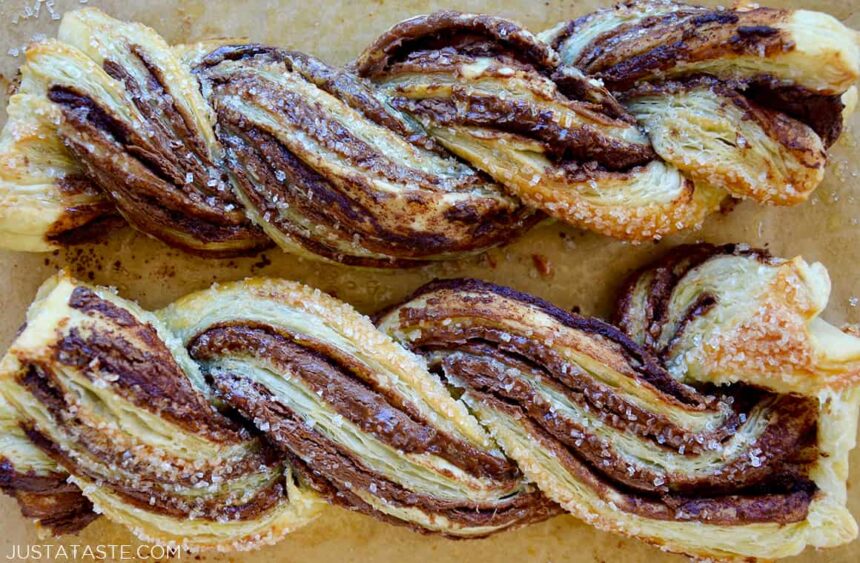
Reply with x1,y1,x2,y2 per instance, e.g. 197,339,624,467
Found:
9,9,535,265
376,278,819,524
0,277,318,549
374,245,860,558
202,48,538,267
175,294,558,537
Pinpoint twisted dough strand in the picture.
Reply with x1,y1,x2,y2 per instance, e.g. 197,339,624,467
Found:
0,275,320,550
2,243,859,559
0,2,857,259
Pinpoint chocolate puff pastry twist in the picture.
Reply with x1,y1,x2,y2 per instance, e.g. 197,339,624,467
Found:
0,9,536,265
0,275,322,550
542,0,859,206
378,244,860,559
1,243,859,559
0,2,857,259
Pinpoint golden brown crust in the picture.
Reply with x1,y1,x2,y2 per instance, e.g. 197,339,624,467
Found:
2,3,856,254
376,245,860,559
355,10,726,241
1,241,859,558
614,243,860,395
544,0,858,205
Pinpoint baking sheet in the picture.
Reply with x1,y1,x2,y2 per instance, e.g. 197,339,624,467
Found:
0,0,858,560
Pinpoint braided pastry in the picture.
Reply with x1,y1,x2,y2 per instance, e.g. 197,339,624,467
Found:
0,9,535,264
159,278,557,536
542,0,859,204
1,243,859,559
355,10,727,240
0,3,857,259
0,274,321,550
377,245,860,559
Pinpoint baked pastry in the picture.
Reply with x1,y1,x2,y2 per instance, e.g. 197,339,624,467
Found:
0,68,113,252
0,272,556,545
1,243,858,559
0,9,535,265
159,278,557,536
0,273,321,549
356,11,725,240
376,245,860,559
1,3,857,257
615,243,860,394
542,0,859,204
356,4,858,237
0,391,97,534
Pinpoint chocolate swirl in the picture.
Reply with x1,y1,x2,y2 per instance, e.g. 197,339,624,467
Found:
36,14,271,257
1,9,534,265
543,0,858,205
0,275,320,549
355,11,724,240
1,3,857,255
375,249,860,558
0,393,97,535
197,46,538,266
2,243,860,558
161,279,558,537
614,243,860,394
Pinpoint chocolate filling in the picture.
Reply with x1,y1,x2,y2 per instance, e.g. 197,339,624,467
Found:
189,322,518,480
378,277,820,525
0,288,295,524
187,321,561,534
10,358,288,523
480,392,816,525
559,7,792,89
355,12,656,175
200,52,537,266
211,370,559,535
61,287,248,443
620,77,829,163
46,45,270,257
389,94,653,169
554,5,843,147
355,11,558,79
613,243,775,356
0,458,97,535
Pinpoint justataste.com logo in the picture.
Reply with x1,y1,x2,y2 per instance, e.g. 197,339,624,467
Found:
4,544,182,560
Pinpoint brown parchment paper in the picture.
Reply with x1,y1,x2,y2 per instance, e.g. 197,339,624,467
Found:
0,0,858,561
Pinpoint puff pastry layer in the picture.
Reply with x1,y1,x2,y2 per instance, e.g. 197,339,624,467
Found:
0,274,321,550
1,2,857,257
377,246,860,559
1,243,858,559
159,278,557,537
542,0,859,205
